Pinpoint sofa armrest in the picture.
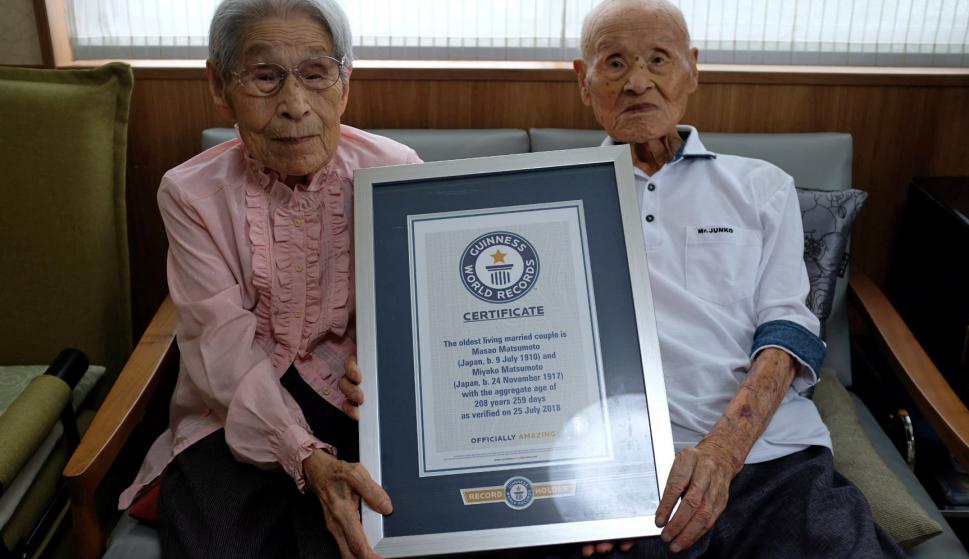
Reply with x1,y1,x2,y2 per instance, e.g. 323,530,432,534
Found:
849,271,969,472
63,296,177,559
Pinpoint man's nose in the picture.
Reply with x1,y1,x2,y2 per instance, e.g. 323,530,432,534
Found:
624,62,655,94
276,76,312,121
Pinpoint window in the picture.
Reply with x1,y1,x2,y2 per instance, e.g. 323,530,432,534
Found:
66,0,969,67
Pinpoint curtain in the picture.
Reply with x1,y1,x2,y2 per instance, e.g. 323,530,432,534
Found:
67,0,969,67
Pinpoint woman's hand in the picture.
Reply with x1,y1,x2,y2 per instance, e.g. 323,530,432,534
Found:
579,540,636,557
340,354,365,420
303,449,392,559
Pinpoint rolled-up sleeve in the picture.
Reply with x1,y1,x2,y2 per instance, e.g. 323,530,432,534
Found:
159,175,327,489
750,177,826,392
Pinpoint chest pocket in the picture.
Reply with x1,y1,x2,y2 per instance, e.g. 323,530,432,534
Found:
684,226,762,305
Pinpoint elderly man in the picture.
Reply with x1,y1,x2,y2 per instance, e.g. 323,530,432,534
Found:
565,1,905,557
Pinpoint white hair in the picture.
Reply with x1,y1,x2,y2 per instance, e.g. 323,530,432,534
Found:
579,0,691,61
208,0,353,84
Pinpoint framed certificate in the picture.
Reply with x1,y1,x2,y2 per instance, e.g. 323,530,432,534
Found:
354,146,673,557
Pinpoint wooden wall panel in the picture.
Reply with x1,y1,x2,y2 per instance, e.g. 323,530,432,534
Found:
124,69,969,335
126,77,232,334
345,81,600,129
925,87,969,175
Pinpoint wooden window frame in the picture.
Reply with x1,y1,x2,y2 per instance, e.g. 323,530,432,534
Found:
35,0,969,87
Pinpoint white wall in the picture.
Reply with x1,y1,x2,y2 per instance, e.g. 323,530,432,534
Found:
0,0,44,65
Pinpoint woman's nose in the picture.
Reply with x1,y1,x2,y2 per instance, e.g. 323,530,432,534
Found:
276,76,312,121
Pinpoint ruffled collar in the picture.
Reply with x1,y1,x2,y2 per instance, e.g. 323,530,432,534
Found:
241,125,353,363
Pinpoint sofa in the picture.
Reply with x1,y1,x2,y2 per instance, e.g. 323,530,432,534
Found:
87,127,968,558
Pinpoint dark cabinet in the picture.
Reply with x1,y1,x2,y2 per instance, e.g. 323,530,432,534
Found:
893,177,969,399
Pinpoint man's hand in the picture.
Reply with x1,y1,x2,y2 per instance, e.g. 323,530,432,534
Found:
340,354,365,420
578,436,736,557
653,348,798,553
654,438,738,553
303,449,392,559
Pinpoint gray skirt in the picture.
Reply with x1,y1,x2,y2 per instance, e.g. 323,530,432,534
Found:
158,366,356,559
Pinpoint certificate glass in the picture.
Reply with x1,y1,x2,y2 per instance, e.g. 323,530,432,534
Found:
355,146,673,557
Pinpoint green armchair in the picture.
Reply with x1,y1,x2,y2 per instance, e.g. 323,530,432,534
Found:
0,62,133,558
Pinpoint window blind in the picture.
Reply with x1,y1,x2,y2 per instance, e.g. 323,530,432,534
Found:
67,0,969,67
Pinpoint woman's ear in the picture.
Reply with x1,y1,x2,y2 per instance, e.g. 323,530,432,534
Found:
206,60,236,121
573,58,592,107
337,66,353,117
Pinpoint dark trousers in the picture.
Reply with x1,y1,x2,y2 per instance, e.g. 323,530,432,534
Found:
541,446,905,559
159,366,356,559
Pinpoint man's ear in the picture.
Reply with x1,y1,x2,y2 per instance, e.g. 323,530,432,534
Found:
573,58,592,107
687,47,700,93
206,60,236,122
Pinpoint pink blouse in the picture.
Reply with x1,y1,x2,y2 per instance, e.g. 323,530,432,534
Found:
119,125,421,509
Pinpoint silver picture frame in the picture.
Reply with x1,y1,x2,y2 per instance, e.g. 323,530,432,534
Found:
354,146,674,557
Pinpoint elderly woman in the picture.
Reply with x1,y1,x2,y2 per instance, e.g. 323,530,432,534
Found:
118,1,420,557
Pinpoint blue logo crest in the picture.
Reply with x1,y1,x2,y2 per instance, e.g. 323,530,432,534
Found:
460,231,539,304
503,476,534,510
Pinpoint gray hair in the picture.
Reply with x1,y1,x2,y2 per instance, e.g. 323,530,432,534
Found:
209,0,354,85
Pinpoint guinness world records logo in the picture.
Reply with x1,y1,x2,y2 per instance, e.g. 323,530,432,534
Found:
460,231,540,304
503,476,535,510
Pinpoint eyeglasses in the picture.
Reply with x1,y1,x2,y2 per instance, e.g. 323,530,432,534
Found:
232,56,345,97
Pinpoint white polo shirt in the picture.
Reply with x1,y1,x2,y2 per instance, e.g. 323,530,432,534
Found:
605,126,832,464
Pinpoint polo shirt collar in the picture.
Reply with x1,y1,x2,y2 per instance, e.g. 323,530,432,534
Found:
600,124,718,164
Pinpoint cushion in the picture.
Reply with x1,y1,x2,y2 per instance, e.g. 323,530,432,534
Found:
529,128,607,152
0,63,133,378
126,482,160,527
814,368,942,547
200,127,237,151
369,129,531,162
204,128,534,163
703,133,853,193
104,513,162,559
0,365,105,414
0,365,105,530
797,188,868,334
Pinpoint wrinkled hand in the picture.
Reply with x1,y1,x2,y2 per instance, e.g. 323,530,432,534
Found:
340,354,364,421
654,438,739,554
303,449,392,559
580,540,636,557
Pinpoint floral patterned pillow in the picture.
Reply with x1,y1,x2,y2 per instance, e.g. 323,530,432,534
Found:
797,188,868,335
